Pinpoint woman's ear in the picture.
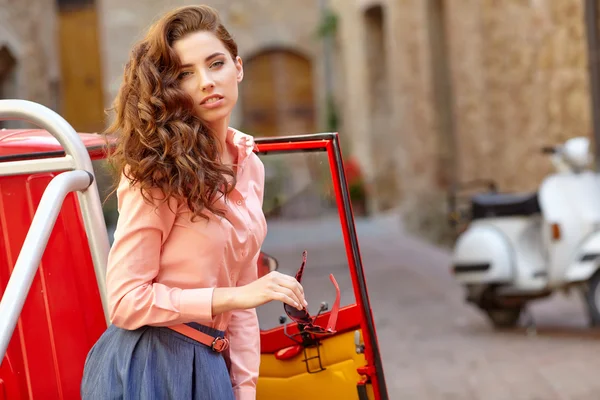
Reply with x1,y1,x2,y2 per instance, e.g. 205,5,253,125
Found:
235,56,244,82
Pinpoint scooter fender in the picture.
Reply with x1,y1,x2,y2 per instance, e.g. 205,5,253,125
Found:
452,222,514,284
565,230,600,282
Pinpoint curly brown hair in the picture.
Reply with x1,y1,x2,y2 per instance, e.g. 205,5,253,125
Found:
104,5,239,220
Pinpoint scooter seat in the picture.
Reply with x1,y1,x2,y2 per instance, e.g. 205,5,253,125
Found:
471,192,540,219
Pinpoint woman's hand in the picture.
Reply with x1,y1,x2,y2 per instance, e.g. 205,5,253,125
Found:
211,271,307,315
236,271,307,310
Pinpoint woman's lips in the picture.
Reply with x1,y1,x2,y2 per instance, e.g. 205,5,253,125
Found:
199,95,224,109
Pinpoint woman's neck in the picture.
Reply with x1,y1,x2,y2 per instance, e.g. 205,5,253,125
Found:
207,118,231,160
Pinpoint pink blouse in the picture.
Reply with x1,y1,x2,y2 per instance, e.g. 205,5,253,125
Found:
106,128,267,400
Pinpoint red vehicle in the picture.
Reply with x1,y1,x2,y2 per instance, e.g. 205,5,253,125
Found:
0,100,388,399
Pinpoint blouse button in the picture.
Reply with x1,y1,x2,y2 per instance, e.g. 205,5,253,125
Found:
236,200,243,206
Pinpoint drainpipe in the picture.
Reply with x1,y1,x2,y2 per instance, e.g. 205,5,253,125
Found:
584,0,600,169
318,0,336,131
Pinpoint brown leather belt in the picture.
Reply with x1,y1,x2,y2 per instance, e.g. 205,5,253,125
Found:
168,324,229,353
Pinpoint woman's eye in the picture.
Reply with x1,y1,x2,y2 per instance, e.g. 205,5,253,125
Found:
178,71,192,79
210,61,224,69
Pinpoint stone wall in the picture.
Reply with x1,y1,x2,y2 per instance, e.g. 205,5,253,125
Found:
0,0,60,126
331,0,446,240
96,0,326,128
331,0,593,244
94,0,595,245
447,0,592,192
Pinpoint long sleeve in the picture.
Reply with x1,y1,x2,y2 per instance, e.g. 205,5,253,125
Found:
226,154,264,400
227,256,261,400
106,175,215,330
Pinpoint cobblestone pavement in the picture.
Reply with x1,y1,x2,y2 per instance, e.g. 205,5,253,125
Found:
260,213,600,400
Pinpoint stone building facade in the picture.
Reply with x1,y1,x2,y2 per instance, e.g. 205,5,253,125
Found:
96,0,596,243
10,0,591,244
0,0,60,127
96,0,329,133
330,0,593,243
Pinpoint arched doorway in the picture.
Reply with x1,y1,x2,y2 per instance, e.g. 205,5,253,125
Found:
240,49,315,137
0,45,17,129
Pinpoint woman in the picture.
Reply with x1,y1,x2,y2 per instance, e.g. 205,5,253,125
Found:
80,5,307,400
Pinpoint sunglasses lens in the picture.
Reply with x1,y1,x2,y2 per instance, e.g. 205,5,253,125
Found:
303,325,327,334
284,304,311,322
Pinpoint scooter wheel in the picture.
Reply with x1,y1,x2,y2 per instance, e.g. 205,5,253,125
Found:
485,307,522,329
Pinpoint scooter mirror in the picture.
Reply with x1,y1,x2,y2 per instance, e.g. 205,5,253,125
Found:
562,137,591,170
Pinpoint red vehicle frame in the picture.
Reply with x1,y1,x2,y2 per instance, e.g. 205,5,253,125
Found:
0,100,388,399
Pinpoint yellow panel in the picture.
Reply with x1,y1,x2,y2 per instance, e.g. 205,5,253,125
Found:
257,330,375,400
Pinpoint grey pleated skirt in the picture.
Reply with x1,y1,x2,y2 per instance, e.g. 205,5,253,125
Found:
80,322,235,400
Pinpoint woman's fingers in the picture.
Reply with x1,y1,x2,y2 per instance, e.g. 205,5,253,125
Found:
273,291,301,310
276,286,303,310
276,275,307,308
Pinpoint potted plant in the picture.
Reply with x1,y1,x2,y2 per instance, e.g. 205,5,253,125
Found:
344,157,368,216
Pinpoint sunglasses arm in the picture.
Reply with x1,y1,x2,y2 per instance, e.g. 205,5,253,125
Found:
280,316,304,345
325,274,341,332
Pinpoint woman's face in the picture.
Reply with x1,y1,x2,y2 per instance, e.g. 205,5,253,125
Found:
173,31,243,128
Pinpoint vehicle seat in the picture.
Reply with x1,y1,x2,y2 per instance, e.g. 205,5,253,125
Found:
471,192,540,219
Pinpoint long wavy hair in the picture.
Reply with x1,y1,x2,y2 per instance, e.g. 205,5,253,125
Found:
104,5,239,220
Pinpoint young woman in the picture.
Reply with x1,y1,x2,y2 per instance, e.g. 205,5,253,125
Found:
80,5,307,399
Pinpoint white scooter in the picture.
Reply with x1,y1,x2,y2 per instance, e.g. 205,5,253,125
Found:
449,137,600,328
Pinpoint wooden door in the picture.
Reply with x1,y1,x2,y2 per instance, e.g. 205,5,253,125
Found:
57,1,105,133
240,50,315,137
0,46,17,129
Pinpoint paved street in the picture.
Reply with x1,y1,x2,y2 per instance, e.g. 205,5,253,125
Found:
259,212,600,400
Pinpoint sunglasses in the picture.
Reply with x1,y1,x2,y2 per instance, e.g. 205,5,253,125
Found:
283,250,341,335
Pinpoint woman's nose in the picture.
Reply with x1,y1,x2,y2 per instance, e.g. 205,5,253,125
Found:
197,71,215,91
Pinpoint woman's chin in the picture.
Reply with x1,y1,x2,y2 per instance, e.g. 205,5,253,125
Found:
196,108,231,126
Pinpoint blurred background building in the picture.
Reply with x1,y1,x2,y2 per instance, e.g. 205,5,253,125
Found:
0,0,61,128
0,0,596,245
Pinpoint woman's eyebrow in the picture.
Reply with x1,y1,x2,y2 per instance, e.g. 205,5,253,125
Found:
205,52,225,61
180,52,225,68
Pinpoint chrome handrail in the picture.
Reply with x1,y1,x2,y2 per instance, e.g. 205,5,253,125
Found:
0,100,110,360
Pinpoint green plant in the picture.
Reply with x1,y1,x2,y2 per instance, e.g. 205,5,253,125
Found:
316,9,338,39
343,157,369,215
326,94,339,132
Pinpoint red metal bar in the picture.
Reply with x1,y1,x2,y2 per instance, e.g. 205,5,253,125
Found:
254,140,327,153
326,140,383,400
259,304,361,353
